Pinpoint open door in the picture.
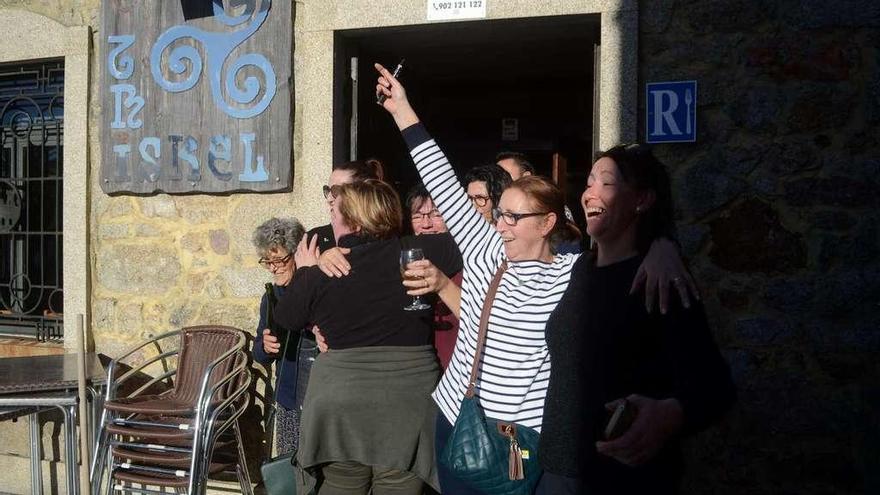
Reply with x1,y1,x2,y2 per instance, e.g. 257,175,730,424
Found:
334,15,601,229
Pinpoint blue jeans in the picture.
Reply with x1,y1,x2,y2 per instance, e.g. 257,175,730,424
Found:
293,337,319,410
434,412,485,495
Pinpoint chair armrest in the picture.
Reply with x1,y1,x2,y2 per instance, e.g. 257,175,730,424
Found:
105,330,181,400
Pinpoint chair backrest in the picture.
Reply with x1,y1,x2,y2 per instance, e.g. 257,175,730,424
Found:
172,325,244,405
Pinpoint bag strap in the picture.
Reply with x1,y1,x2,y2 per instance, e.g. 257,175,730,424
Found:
465,260,508,398
263,285,298,462
263,286,294,409
274,328,293,394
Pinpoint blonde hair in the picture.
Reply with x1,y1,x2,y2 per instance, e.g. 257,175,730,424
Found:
336,179,402,239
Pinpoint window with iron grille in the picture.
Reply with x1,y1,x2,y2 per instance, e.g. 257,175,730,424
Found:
0,59,64,341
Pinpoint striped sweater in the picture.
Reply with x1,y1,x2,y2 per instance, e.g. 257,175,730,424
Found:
403,123,579,431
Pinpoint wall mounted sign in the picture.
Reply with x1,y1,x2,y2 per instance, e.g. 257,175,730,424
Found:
646,80,697,144
100,0,293,194
501,118,518,141
427,0,487,21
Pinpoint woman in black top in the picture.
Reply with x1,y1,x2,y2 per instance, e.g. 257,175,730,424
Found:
539,145,736,494
275,179,461,495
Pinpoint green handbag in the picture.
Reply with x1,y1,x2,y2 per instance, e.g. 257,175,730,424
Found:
439,261,543,495
261,450,297,495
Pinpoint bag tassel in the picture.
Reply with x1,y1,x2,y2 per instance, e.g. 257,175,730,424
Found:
507,430,524,480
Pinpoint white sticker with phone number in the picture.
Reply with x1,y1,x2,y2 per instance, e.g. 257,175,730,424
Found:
427,0,487,21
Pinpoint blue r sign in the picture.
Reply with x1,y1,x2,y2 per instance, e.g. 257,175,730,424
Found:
646,81,697,143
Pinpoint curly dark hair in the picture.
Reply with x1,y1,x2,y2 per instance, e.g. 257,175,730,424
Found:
463,164,512,206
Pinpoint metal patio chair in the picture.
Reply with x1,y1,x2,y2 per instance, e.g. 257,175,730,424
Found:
107,350,251,495
90,326,253,495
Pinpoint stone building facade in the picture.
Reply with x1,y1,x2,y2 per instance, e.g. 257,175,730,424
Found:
0,0,876,493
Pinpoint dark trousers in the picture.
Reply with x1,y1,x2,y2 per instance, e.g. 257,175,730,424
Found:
319,461,423,495
434,412,485,495
535,471,586,495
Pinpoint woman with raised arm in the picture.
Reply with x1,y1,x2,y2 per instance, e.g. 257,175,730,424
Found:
375,63,699,494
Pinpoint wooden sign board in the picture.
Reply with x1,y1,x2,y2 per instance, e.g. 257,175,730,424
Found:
100,0,293,194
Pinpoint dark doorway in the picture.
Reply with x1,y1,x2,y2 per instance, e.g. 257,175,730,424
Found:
334,14,600,227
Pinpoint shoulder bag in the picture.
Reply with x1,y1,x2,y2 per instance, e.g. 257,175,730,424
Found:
439,261,543,495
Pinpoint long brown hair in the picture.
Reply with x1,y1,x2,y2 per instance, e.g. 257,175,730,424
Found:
336,179,402,239
509,176,581,252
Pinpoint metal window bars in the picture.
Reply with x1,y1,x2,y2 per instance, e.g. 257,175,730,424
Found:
0,59,65,341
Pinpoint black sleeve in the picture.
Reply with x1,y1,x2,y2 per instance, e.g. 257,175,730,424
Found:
408,233,463,277
274,268,320,335
658,301,737,435
307,224,337,252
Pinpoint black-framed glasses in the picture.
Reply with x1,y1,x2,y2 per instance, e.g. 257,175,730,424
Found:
467,194,490,207
259,253,292,269
493,209,549,226
411,209,442,222
322,184,343,200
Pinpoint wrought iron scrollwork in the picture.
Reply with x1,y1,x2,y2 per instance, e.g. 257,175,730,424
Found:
0,59,64,340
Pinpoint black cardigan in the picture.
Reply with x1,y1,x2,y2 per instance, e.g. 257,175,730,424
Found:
540,253,736,493
275,232,461,350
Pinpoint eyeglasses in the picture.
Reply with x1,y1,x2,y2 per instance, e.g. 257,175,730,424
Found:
411,209,442,222
467,194,490,207
259,253,292,269
493,209,549,226
322,184,343,200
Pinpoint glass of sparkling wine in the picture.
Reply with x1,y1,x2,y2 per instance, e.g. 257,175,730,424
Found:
400,248,431,311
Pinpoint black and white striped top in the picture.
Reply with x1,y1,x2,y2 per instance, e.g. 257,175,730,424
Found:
402,124,579,432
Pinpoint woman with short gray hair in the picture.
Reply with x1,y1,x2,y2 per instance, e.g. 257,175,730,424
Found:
251,217,315,456
252,217,304,258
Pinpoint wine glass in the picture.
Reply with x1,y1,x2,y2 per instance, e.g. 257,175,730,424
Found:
400,248,432,311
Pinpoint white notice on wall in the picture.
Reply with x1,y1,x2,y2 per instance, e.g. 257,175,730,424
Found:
502,118,519,141
427,0,487,21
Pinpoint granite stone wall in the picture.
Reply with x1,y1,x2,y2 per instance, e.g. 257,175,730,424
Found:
641,2,880,493
0,2,303,491
0,0,876,493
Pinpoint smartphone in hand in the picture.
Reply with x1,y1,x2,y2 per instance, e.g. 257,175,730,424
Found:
604,399,638,440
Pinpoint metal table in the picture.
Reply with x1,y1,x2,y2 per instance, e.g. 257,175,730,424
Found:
0,353,105,495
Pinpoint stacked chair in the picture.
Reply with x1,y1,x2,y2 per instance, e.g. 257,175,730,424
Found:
90,325,254,495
